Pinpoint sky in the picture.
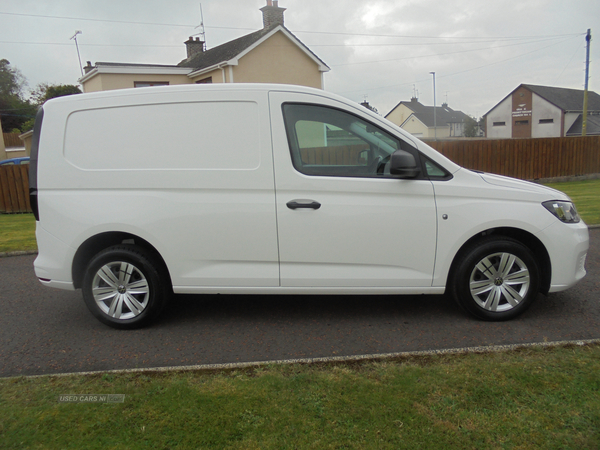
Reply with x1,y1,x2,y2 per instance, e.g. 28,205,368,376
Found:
1,0,598,118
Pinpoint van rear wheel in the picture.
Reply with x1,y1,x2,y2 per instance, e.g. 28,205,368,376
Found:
451,237,540,321
82,245,168,329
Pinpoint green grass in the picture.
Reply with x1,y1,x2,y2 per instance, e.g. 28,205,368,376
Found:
543,179,600,226
1,183,598,447
0,213,36,253
1,344,599,449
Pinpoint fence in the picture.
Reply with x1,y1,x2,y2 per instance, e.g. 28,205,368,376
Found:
426,136,600,180
3,133,23,148
0,164,30,213
0,136,599,214
300,144,366,165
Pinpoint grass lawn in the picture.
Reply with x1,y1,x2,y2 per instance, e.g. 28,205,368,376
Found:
1,344,599,449
543,178,600,226
0,213,36,253
1,181,598,448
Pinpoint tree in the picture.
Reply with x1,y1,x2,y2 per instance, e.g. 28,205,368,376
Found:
0,59,35,132
478,117,485,136
20,84,82,132
1,62,82,133
30,83,82,106
29,82,50,106
464,116,479,137
0,59,26,99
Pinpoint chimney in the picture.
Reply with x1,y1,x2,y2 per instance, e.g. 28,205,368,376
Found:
260,0,286,28
84,61,94,74
185,36,205,59
360,100,378,114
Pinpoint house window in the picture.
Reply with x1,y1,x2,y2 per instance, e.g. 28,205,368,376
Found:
493,122,506,126
196,77,213,84
515,120,529,125
539,118,554,124
134,82,169,88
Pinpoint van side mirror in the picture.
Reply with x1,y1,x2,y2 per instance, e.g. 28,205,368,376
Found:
389,150,421,178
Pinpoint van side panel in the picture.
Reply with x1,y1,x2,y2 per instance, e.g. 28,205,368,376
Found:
34,89,280,288
64,102,261,171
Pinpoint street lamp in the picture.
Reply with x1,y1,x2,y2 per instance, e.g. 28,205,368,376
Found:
430,71,436,141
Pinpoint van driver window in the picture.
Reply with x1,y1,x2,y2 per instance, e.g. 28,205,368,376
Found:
282,104,403,178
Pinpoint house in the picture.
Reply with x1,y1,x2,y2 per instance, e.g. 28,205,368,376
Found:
19,130,33,157
484,84,600,138
79,1,329,93
0,118,28,161
385,98,470,139
360,100,379,114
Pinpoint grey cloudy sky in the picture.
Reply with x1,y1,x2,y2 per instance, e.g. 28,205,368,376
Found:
1,0,597,118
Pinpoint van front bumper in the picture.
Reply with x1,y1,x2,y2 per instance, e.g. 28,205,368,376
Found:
541,220,589,293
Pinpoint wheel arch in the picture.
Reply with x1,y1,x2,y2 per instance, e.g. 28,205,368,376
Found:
72,232,172,290
448,227,551,295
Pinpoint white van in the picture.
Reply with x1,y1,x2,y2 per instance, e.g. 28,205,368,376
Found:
29,84,589,328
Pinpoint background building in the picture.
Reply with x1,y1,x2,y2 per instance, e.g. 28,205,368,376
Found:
79,1,329,93
484,84,600,138
385,98,470,139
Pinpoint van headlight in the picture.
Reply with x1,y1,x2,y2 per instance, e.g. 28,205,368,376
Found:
542,201,580,223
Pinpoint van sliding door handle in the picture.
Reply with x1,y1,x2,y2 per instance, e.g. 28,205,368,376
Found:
286,200,321,210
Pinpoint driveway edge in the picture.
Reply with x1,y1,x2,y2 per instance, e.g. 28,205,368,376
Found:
7,338,600,380
0,250,38,258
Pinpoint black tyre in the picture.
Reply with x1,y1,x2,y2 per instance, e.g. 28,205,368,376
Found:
450,237,540,321
82,245,169,329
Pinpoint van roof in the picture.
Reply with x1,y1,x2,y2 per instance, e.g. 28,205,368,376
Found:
47,83,331,105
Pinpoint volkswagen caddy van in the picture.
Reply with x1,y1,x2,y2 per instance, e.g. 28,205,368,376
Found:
29,84,589,328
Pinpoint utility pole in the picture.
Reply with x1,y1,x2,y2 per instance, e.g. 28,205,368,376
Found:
430,72,437,141
582,29,591,136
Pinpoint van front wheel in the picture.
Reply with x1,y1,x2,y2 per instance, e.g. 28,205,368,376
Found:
451,237,540,321
82,246,167,329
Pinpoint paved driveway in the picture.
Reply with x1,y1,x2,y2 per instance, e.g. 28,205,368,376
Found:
1,229,598,378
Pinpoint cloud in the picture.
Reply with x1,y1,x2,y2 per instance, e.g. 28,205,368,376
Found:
0,0,597,117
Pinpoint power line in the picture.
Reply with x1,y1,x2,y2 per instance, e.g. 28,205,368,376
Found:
336,36,577,96
553,39,584,85
0,40,184,48
330,35,577,67
0,35,570,50
295,30,582,40
0,11,197,29
311,36,568,47
0,11,583,41
0,34,580,54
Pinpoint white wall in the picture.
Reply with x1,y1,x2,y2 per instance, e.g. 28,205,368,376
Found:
532,94,562,137
486,96,512,138
450,122,465,137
